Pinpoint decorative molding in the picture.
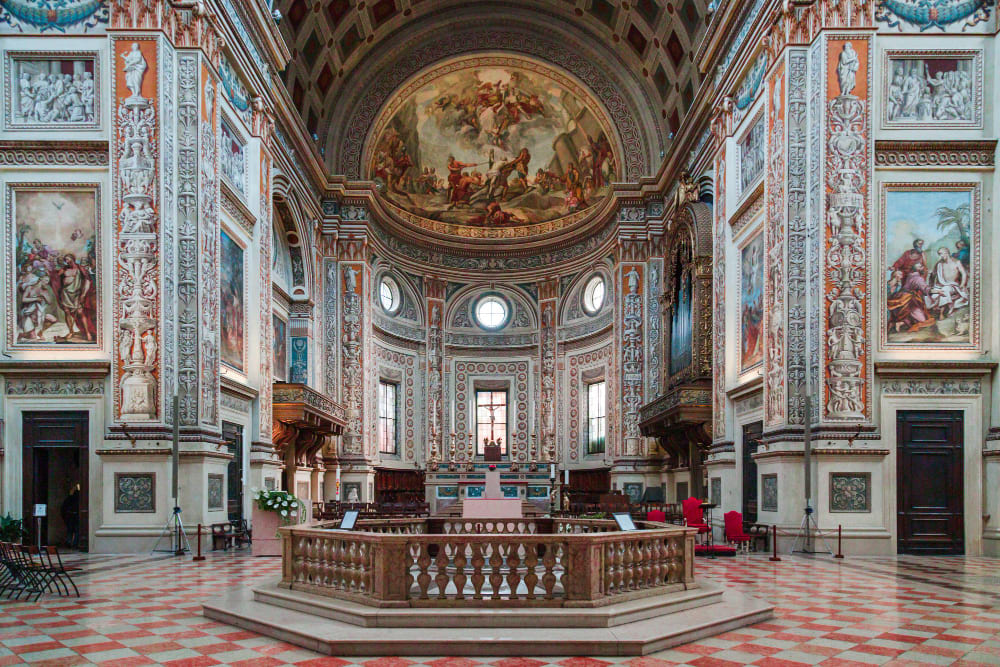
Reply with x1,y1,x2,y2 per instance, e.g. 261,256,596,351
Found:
785,51,808,427
874,141,996,168
0,141,108,166
729,186,763,236
6,378,104,395
881,378,981,395
763,60,787,428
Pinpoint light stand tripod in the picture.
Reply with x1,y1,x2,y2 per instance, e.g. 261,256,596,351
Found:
791,504,832,555
152,396,190,556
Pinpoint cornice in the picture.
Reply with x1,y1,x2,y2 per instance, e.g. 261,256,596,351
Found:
875,360,997,375
0,360,110,376
220,179,256,232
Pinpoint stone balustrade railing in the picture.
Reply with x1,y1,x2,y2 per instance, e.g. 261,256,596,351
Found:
279,518,694,607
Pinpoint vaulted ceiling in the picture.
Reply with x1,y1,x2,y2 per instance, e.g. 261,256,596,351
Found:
275,0,711,178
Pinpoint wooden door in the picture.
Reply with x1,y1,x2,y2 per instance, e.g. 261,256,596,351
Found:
742,421,762,523
22,411,89,550
897,410,964,555
222,421,244,523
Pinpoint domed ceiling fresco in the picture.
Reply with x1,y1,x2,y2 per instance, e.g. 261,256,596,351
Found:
366,55,622,240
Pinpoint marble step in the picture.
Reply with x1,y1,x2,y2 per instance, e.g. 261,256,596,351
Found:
202,584,773,656
253,580,724,628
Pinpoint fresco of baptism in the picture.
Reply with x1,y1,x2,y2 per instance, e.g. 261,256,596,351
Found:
368,58,619,228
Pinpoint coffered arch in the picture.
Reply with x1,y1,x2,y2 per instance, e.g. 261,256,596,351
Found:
274,0,711,179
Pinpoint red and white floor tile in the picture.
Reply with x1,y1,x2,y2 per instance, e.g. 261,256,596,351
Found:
1,551,998,666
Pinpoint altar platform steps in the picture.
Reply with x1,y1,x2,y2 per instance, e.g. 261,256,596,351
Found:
202,581,773,656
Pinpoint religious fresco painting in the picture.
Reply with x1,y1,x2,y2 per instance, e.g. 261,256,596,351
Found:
6,53,98,129
740,232,764,371
220,120,246,196
272,314,287,382
8,184,99,347
884,52,980,127
739,115,765,194
883,186,976,347
220,230,245,370
368,56,619,230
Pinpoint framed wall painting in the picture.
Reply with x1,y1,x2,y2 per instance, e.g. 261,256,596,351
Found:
272,314,287,382
738,113,765,195
6,183,101,349
207,474,224,511
4,51,100,131
739,231,764,372
881,50,982,130
761,474,778,512
220,119,247,197
880,183,979,350
219,229,246,370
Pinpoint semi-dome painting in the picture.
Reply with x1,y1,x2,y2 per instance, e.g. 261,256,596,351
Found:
367,55,620,234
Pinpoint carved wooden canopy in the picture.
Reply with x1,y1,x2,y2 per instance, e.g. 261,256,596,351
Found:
272,382,347,465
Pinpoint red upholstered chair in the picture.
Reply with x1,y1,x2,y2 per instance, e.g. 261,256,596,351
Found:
681,497,710,540
724,511,752,553
646,509,667,524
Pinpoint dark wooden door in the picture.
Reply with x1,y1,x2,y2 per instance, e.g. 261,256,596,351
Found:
222,421,244,522
742,420,762,523
897,410,964,555
22,411,89,550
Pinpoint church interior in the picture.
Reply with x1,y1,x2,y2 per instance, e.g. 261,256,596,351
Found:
0,0,999,663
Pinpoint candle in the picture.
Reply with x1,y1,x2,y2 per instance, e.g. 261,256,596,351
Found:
549,463,555,479
564,469,569,485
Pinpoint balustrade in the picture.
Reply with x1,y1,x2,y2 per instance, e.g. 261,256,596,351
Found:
279,518,694,607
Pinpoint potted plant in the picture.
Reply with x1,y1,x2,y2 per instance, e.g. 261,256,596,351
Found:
250,489,305,557
0,514,25,543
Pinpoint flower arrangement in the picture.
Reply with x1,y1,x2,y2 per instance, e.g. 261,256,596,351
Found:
251,489,304,521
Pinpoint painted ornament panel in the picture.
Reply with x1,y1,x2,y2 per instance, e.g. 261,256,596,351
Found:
6,53,98,130
874,0,992,32
883,185,977,347
0,0,109,33
220,230,245,370
367,55,619,234
8,184,100,347
740,232,764,371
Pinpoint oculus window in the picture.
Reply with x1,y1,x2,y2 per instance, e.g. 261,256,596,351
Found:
583,275,606,315
586,381,606,454
476,390,508,455
379,276,400,315
475,295,508,330
377,381,398,454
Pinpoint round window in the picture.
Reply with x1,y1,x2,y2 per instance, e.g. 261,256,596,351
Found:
475,295,508,330
379,276,400,314
583,275,606,315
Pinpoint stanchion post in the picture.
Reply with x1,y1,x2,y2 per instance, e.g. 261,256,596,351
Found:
192,523,206,562
769,524,781,562
834,524,844,559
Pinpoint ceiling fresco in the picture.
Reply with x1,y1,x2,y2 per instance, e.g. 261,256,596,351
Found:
367,55,621,237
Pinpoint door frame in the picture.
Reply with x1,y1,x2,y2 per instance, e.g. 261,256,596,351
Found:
3,396,102,550
23,411,89,548
882,393,982,556
741,420,763,524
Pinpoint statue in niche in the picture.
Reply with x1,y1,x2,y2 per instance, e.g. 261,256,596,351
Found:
837,43,859,97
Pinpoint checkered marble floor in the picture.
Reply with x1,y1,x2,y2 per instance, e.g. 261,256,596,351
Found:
1,551,998,666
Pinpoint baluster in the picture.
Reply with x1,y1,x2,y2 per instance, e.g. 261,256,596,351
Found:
416,543,432,599
523,541,539,599
603,542,614,594
666,537,678,582
541,541,557,598
488,543,504,599
404,542,416,598
613,540,624,593
361,542,371,593
557,543,568,597
452,541,468,600
435,541,450,599
506,540,521,600
470,542,486,599
622,538,634,590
